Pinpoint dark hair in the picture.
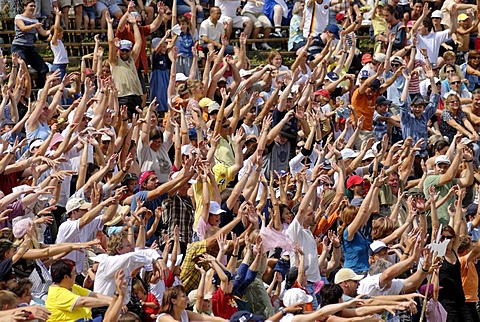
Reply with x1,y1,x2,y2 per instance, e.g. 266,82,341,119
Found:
23,0,34,7
160,285,186,315
51,259,76,283
442,225,456,239
434,140,449,152
279,204,292,223
285,267,298,289
422,18,433,32
178,15,189,24
87,163,100,178
320,284,343,306
383,5,398,19
149,128,164,141
0,239,13,260
5,278,32,298
473,88,480,96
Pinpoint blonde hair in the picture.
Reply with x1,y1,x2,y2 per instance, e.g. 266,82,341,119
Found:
107,231,128,255
372,217,395,240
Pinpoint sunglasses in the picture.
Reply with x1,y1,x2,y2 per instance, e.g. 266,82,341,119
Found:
450,81,461,85
391,63,400,67
165,12,172,15
440,235,453,241
321,182,333,187
446,70,456,73
449,100,460,104
120,49,130,53
472,56,480,60
222,124,230,128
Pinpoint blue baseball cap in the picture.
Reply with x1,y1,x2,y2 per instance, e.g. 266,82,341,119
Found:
326,24,340,39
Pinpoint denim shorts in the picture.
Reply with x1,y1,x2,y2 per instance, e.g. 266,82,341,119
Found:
83,6,95,20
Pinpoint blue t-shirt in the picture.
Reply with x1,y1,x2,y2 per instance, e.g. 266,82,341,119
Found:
131,191,166,245
342,226,370,274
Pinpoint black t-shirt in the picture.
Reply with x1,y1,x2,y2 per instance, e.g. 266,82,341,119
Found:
0,258,13,282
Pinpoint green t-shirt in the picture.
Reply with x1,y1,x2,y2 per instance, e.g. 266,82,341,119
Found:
423,174,457,226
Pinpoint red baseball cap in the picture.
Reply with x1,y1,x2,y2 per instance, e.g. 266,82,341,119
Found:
362,54,373,64
346,175,364,189
336,12,346,21
314,89,330,99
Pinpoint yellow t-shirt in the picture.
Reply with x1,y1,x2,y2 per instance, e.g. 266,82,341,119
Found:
372,13,387,36
46,284,92,322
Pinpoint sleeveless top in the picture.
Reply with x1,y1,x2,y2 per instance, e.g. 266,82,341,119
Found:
26,121,51,142
438,251,465,305
157,311,189,322
110,56,143,97
13,15,38,46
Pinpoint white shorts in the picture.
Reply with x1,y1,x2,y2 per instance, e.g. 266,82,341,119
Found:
219,15,249,29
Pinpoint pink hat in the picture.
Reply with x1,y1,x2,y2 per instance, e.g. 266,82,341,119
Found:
49,133,64,150
13,218,34,239
407,20,414,27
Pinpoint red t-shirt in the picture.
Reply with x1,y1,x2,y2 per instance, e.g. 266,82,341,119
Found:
143,292,160,322
211,288,238,319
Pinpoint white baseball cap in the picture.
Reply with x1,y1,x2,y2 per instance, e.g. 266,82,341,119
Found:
282,288,313,307
209,201,226,215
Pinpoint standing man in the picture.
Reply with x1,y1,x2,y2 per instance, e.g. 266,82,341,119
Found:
107,11,143,117
303,0,330,38
382,4,406,51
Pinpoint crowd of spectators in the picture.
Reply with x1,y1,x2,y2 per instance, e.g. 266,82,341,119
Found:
3,0,480,321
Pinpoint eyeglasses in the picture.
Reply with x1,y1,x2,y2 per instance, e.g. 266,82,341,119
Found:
440,235,453,241
471,56,480,60
450,81,461,85
449,100,460,104
446,70,456,73
322,182,333,187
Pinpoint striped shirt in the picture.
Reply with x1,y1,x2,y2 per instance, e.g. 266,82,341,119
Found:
400,93,440,157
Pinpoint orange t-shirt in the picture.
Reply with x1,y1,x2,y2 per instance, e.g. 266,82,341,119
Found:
460,255,479,302
351,89,379,131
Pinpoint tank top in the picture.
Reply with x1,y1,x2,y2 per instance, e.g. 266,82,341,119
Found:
438,251,465,305
110,56,143,97
26,121,51,142
157,311,189,322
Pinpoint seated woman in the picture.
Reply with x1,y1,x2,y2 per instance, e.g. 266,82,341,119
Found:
157,285,225,322
45,259,113,322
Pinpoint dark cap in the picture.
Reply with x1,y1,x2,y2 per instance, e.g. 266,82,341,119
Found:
371,79,381,90
122,173,138,184
411,94,428,106
230,311,264,322
280,124,296,140
467,203,478,217
0,239,13,256
407,187,424,197
326,24,340,39
375,96,392,106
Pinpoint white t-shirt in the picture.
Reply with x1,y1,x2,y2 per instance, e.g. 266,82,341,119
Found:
241,123,259,137
303,0,331,38
415,30,451,63
286,217,321,282
56,216,103,274
93,248,161,303
357,273,405,296
137,131,172,183
215,0,240,18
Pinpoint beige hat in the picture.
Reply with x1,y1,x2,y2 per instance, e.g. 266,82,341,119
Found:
66,198,91,213
188,289,213,306
334,268,364,284
105,205,131,226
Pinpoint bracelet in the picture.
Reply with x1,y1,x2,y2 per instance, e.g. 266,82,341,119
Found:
59,89,64,92
421,266,429,273
403,252,410,256
100,91,105,94
232,254,239,258
309,81,315,85
280,308,287,316
121,168,127,173
113,292,119,297
12,65,18,68
466,159,474,163
333,245,340,249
